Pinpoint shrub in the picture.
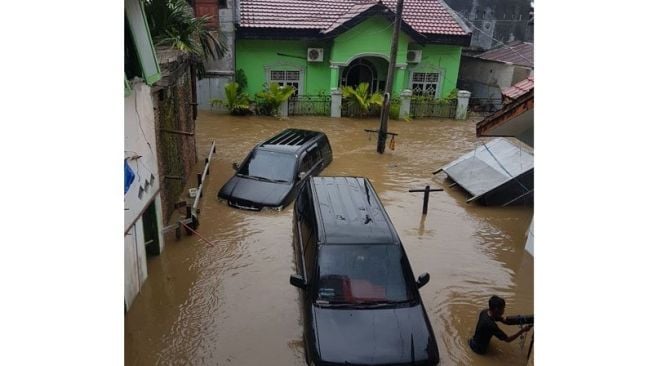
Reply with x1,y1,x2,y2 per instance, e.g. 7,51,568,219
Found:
342,82,383,118
210,82,251,115
255,83,295,116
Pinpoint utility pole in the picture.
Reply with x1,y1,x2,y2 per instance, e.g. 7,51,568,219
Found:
377,0,405,154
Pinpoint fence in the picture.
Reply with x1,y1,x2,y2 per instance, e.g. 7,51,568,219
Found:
288,95,331,116
341,97,400,118
410,97,457,118
468,98,503,116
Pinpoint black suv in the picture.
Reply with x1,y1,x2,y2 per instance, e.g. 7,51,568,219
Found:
218,129,332,211
290,176,440,365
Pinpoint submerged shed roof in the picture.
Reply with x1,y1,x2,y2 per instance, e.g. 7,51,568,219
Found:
435,138,533,203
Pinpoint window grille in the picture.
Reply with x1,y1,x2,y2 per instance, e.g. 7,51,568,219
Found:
269,70,301,96
411,72,440,97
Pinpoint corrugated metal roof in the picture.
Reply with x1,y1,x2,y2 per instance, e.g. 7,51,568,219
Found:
502,76,534,100
436,138,533,202
239,0,469,36
475,41,533,67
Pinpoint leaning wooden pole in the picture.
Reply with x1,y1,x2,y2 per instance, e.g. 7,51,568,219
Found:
377,0,405,154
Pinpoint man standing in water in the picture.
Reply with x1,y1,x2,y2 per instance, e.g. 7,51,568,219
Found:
469,295,532,354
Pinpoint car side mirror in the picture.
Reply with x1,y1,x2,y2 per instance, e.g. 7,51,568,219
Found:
416,273,430,289
298,171,307,181
232,162,239,171
289,274,306,289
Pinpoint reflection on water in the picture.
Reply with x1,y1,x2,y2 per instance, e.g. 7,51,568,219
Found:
125,112,533,365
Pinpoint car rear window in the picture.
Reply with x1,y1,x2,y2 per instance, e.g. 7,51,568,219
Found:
239,149,296,183
315,245,415,304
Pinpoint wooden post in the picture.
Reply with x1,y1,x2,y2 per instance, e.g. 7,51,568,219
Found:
422,185,430,215
409,185,444,215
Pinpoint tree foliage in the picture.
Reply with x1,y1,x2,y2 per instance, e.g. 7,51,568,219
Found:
144,0,227,62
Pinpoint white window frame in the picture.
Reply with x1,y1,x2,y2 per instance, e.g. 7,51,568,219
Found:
410,71,442,98
264,63,305,96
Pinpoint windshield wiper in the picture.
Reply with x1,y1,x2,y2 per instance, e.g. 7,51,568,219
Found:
248,175,287,183
352,300,409,307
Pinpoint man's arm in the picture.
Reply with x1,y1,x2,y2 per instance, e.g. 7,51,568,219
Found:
502,325,532,343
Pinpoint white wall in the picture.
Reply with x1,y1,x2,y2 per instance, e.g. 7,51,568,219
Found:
124,81,161,230
124,220,148,310
459,58,516,99
124,80,162,310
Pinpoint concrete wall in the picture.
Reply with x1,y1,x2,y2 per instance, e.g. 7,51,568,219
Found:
198,0,237,110
124,81,164,310
458,57,518,99
125,81,161,230
124,219,147,310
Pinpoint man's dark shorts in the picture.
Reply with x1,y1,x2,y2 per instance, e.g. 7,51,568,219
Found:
468,338,484,355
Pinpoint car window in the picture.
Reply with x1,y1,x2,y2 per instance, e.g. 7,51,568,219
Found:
239,149,295,182
315,245,415,304
320,137,332,160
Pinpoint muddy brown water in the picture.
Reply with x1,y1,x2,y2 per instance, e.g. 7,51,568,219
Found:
125,112,534,366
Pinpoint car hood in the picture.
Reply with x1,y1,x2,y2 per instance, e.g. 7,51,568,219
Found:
218,175,293,209
312,304,438,365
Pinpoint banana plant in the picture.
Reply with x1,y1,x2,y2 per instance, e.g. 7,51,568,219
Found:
255,83,296,116
211,82,251,115
342,82,384,117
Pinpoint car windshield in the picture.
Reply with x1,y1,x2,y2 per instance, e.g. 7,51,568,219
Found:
239,149,295,183
316,245,415,305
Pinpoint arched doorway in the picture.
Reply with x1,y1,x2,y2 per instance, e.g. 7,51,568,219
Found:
342,57,388,93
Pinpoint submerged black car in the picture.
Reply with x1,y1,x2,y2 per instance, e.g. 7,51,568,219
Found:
290,176,440,365
218,129,332,210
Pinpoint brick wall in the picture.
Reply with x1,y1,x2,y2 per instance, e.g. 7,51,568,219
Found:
153,51,198,223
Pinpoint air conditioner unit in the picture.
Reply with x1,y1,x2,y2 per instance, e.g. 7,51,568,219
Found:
307,48,324,62
407,50,422,63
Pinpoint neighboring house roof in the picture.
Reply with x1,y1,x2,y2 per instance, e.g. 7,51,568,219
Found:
502,76,534,100
477,80,534,147
475,41,534,67
239,0,469,36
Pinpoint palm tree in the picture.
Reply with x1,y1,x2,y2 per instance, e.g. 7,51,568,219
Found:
342,82,384,117
144,0,227,62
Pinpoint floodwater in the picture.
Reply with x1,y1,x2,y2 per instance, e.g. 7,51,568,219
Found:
125,112,534,365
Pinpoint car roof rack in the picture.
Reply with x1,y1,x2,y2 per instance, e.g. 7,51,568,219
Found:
262,129,322,148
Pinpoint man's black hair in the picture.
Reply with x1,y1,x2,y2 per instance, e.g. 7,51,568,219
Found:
489,295,506,310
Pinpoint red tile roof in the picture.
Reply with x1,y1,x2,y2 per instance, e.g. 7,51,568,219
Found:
502,76,534,100
239,0,469,36
475,41,534,67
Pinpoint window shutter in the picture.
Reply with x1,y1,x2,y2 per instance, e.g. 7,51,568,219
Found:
125,0,161,85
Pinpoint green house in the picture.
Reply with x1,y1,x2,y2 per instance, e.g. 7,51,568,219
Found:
235,0,471,105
